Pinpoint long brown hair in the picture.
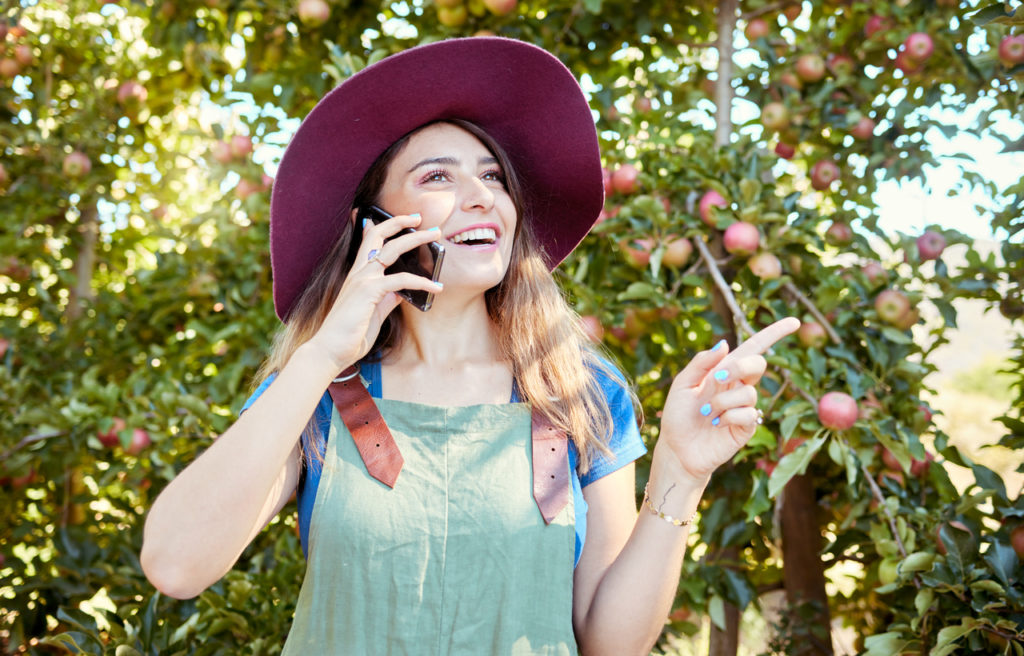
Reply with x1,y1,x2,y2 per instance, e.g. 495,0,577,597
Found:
254,119,627,472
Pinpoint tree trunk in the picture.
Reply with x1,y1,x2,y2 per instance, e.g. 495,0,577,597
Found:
709,545,741,656
780,474,834,655
66,203,97,321
708,1,740,654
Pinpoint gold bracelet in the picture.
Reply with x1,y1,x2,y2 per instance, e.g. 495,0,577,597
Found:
643,482,695,527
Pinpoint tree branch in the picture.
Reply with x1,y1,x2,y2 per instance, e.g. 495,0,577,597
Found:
694,237,755,340
782,281,841,344
0,429,65,461
739,1,791,21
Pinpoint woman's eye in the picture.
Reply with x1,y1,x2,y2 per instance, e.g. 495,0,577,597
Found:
422,169,449,183
482,169,506,184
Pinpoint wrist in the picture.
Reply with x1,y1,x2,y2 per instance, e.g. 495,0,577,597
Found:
290,341,354,383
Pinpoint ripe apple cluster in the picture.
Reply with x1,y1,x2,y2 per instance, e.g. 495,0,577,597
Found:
97,417,152,455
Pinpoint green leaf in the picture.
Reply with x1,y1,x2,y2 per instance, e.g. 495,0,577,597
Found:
899,551,935,574
880,326,913,344
914,588,934,617
864,632,911,656
968,3,1016,25
983,540,1017,589
721,567,755,610
708,595,726,632
768,433,827,497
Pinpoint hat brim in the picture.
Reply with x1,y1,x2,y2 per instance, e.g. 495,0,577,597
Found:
269,37,603,321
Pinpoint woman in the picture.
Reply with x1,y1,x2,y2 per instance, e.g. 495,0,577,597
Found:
141,37,799,654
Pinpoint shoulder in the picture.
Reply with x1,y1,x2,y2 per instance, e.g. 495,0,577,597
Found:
580,354,646,486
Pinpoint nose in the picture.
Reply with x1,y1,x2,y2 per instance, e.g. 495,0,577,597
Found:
460,175,495,213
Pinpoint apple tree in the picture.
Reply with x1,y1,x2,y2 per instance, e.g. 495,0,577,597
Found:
1,0,1022,654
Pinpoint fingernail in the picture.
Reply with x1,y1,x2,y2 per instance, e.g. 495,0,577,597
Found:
409,213,421,219
700,403,712,417
428,226,441,232
711,417,721,426
711,339,726,352
435,282,444,289
714,370,729,382
362,218,369,230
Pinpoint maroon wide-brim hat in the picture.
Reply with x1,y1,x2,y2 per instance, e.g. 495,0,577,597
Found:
269,37,604,321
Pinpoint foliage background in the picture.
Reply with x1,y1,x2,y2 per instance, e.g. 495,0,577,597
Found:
1,0,1023,654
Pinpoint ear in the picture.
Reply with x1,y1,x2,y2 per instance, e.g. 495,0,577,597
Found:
350,207,359,224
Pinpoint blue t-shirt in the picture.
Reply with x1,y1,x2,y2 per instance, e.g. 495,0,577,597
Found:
241,358,646,568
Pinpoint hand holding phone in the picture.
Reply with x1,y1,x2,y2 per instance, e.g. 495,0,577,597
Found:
358,205,445,312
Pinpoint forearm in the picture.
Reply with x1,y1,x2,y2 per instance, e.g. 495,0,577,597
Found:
140,342,341,597
576,451,708,656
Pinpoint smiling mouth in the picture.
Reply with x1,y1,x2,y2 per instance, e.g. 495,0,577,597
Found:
448,227,498,246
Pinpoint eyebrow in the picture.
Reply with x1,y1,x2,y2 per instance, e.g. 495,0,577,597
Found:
407,155,499,173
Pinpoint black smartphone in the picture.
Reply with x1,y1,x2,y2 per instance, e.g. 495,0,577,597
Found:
358,205,445,312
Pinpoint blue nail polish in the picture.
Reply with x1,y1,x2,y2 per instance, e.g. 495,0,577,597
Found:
428,226,441,232
700,403,712,417
711,339,725,352
714,370,729,382
362,218,369,230
711,417,721,426
409,213,421,219
435,282,444,289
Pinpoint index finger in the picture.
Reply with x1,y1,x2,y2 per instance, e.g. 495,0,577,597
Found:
731,317,801,358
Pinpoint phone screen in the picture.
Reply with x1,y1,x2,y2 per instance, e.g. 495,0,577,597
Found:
359,205,445,312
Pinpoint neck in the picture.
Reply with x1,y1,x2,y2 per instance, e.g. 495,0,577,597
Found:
388,290,502,367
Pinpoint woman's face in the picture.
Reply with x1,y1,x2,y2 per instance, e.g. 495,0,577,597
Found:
375,123,518,294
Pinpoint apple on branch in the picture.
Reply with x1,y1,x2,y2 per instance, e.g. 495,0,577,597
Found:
699,189,728,227
817,392,858,431
723,221,761,256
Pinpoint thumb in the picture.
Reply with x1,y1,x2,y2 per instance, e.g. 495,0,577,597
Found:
673,339,730,389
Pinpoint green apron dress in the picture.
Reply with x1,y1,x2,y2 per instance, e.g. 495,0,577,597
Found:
280,391,579,655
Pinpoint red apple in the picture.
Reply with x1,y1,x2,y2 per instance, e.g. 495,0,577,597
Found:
578,315,604,343
817,391,858,431
748,252,782,280
860,260,888,286
745,18,770,42
881,447,901,472
904,33,934,63
230,135,253,159
297,0,330,26
810,160,839,191
1011,525,1024,562
483,0,516,16
13,44,33,67
864,15,889,38
827,54,855,77
825,221,853,246
850,117,876,140
755,458,777,476
98,417,128,448
779,71,802,90
0,58,20,78
917,230,946,260
893,307,920,331
611,164,640,194
775,142,796,159
633,96,652,115
875,289,911,325
723,222,761,256
782,3,801,20
699,189,728,227
782,436,806,455
62,151,92,178
662,236,693,268
795,54,826,83
116,80,148,106
212,140,233,164
621,238,654,268
998,35,1024,67
126,428,152,456
760,102,789,132
894,50,923,75
797,321,827,348
910,452,934,478
235,178,262,200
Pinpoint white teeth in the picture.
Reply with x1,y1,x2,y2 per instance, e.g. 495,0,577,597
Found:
449,228,497,244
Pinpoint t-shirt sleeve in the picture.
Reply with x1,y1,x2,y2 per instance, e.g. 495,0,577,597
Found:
579,360,647,487
240,373,277,414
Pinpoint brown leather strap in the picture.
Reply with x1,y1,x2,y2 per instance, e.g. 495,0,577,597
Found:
329,367,569,522
531,413,570,525
327,366,403,488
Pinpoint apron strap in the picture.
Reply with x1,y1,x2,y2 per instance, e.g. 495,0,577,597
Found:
327,366,570,523
327,366,404,488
